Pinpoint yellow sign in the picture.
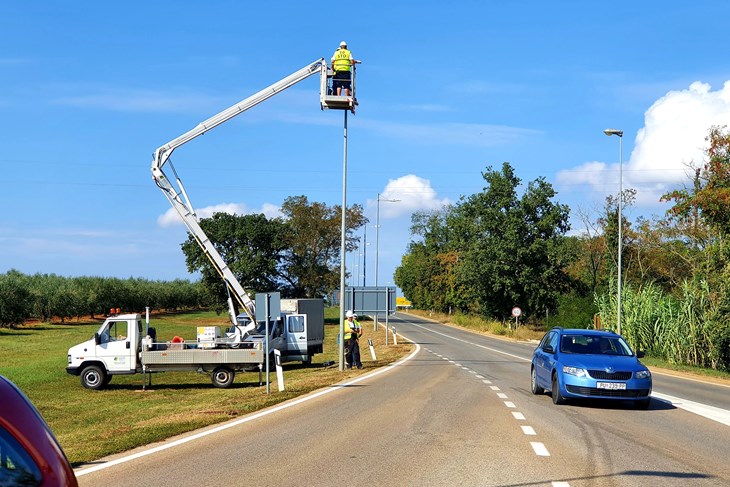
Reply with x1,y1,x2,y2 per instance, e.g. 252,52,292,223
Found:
396,297,412,308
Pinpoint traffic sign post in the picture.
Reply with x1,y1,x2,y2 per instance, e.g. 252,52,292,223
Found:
511,307,522,330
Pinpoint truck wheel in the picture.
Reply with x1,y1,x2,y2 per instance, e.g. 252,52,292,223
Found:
81,365,107,390
211,367,235,388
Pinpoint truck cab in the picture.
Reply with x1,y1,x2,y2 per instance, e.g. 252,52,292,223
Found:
66,314,143,389
237,298,325,365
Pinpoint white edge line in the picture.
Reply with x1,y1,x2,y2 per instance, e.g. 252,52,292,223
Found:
76,341,422,476
652,392,730,426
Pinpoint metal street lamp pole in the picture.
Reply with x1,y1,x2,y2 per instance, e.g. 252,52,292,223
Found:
338,111,348,371
375,193,401,287
604,128,623,336
362,225,367,286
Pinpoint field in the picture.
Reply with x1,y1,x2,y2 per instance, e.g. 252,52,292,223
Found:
0,309,412,466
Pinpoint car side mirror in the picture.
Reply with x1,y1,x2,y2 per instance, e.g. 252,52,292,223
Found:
543,345,555,354
94,333,100,345
636,350,645,358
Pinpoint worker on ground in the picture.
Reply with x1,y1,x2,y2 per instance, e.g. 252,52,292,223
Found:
344,310,363,369
331,41,357,97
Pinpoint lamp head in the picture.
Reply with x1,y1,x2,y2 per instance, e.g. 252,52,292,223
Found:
604,128,623,137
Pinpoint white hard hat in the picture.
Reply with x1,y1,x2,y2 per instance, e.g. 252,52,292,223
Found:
346,310,356,318
340,41,347,47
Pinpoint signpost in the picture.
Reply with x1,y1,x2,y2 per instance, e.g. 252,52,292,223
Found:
511,306,522,330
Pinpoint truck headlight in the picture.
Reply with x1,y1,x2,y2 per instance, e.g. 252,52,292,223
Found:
635,370,651,379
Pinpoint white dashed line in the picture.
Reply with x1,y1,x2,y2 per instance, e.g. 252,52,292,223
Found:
475,374,484,379
482,379,492,384
497,393,508,399
552,482,570,487
469,370,477,374
490,386,500,391
504,401,516,408
521,425,536,435
531,442,550,456
512,412,525,420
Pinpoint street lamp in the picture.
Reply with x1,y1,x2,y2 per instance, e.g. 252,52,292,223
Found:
375,193,401,286
604,128,623,335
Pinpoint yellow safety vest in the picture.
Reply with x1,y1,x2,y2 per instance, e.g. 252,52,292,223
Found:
333,48,352,72
344,320,361,340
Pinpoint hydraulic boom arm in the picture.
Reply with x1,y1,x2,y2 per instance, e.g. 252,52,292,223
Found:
151,59,327,324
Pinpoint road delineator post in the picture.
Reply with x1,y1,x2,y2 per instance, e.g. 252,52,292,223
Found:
368,338,376,360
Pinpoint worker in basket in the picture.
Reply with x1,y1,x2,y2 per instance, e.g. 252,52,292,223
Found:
331,41,357,97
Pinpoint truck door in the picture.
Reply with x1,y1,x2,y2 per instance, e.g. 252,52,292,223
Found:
97,319,134,373
286,314,308,355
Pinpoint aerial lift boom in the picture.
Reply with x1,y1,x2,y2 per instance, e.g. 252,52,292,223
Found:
151,58,336,326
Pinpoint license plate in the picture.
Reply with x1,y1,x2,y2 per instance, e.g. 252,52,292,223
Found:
597,382,626,390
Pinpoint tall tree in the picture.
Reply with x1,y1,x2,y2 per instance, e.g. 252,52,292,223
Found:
279,196,366,298
181,212,288,305
450,163,572,319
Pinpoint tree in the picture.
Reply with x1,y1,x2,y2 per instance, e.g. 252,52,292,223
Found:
279,196,366,298
0,270,32,327
450,163,572,319
181,212,288,306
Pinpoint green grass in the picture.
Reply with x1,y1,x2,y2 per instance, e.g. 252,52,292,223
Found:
0,309,412,466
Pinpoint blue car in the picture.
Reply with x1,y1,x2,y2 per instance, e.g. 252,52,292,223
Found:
531,327,652,408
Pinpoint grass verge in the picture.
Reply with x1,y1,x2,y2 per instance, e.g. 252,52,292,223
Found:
0,309,412,466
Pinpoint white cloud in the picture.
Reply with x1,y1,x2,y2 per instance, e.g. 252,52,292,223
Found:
558,80,730,207
368,174,451,219
157,202,282,227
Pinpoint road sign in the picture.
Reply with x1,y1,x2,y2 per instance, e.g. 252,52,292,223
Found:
512,307,522,317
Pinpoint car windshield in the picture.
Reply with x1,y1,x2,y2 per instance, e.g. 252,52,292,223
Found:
560,334,632,356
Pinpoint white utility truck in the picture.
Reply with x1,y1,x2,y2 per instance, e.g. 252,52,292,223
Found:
66,299,324,389
65,57,354,389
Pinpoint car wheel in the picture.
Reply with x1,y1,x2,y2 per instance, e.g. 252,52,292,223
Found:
551,373,566,405
81,365,107,390
531,367,544,395
211,367,235,388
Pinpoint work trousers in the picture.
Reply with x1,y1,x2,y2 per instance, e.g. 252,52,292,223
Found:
345,337,361,368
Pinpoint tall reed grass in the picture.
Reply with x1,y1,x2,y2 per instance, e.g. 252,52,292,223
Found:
596,279,729,370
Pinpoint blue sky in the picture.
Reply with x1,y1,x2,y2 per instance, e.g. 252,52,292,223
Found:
3,1,730,291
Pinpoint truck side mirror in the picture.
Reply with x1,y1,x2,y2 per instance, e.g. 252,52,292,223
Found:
94,333,100,345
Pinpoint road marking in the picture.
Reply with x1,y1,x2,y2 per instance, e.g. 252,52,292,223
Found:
531,442,550,456
407,321,531,362
461,366,469,370
490,386,500,391
512,412,525,420
497,393,508,399
504,401,516,408
552,483,570,487
521,425,536,435
469,370,477,374
475,374,484,379
75,339,423,476
482,379,492,384
652,392,730,426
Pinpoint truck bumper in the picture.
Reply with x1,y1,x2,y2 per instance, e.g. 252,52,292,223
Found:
66,366,81,376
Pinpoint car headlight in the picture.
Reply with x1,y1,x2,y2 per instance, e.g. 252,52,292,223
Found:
635,370,651,379
562,366,587,377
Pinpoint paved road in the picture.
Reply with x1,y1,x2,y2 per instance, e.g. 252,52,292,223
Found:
76,313,730,487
